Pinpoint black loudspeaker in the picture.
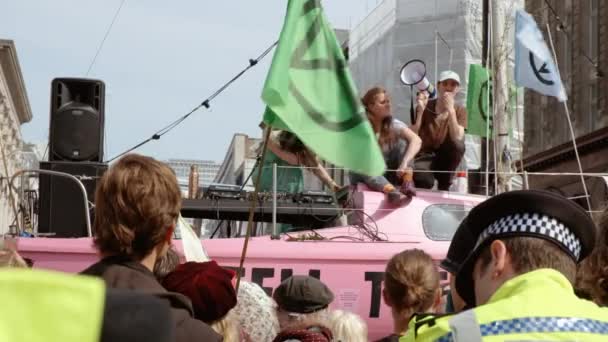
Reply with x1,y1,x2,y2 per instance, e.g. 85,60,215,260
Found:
49,78,105,162
38,161,108,237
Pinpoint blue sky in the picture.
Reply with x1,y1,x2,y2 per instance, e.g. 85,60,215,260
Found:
1,0,374,162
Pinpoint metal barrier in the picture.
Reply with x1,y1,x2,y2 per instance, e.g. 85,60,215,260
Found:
9,169,92,237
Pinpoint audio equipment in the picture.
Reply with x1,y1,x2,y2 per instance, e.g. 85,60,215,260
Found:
38,161,108,237
49,78,105,162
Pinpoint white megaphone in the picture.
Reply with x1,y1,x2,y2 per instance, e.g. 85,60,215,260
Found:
399,59,436,99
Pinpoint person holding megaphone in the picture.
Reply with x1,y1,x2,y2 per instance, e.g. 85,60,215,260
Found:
410,70,467,191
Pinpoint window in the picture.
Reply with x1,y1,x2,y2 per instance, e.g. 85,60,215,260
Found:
422,204,472,241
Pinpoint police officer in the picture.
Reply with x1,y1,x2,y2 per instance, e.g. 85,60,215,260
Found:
440,216,476,313
403,189,608,341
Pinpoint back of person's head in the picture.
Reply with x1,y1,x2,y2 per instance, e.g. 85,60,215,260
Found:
273,275,334,329
162,261,237,324
93,154,181,260
383,249,441,316
235,281,280,342
153,246,180,282
328,310,367,342
477,236,577,284
577,207,608,305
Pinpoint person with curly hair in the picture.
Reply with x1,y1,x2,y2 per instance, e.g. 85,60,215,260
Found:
81,154,221,342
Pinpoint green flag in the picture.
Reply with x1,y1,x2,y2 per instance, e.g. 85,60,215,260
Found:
262,0,385,176
466,64,493,137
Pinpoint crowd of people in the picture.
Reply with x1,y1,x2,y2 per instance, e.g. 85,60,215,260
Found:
257,70,467,205
2,152,608,341
2,74,608,340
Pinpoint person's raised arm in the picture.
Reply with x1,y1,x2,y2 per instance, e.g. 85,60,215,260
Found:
302,151,340,191
410,91,428,134
441,93,465,141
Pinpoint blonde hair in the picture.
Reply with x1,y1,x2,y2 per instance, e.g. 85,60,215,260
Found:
329,310,367,342
210,309,241,342
277,308,330,331
384,249,440,316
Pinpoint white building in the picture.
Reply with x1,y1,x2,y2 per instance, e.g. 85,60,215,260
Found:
349,0,485,122
0,39,33,234
348,0,524,190
213,133,261,191
166,158,221,197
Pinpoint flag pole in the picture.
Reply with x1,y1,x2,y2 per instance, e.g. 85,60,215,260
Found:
235,125,272,292
545,24,592,211
484,0,492,196
491,0,510,194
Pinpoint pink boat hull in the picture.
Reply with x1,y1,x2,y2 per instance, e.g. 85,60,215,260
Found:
17,189,485,340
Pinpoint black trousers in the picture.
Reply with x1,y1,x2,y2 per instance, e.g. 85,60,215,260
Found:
413,139,465,191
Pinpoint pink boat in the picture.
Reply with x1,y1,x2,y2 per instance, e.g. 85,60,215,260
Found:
17,187,485,340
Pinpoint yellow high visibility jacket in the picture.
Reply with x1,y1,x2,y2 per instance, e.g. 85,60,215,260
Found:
0,269,105,342
401,269,608,341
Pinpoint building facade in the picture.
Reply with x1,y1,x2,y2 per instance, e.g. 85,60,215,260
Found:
522,0,608,211
166,158,221,196
0,39,33,234
213,133,261,190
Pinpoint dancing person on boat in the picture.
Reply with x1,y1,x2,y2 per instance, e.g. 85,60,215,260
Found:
253,127,345,233
410,71,466,191
350,87,422,203
81,154,222,342
255,126,342,194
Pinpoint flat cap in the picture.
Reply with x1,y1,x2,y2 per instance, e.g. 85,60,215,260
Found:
454,190,596,306
273,276,334,314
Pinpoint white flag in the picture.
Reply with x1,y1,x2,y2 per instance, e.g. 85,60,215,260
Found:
178,215,210,262
514,9,567,102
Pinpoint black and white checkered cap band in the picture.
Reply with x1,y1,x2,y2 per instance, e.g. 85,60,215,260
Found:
474,213,582,261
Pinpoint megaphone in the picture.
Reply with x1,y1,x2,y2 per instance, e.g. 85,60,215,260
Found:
399,59,436,99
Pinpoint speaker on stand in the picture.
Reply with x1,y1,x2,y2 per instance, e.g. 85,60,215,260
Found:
38,78,108,237
49,78,105,162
